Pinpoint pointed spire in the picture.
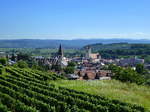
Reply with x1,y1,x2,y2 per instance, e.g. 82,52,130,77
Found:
58,44,63,57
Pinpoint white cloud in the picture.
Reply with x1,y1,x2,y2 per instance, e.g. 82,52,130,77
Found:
0,32,150,39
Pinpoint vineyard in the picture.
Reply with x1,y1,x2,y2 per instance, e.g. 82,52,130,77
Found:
0,66,148,112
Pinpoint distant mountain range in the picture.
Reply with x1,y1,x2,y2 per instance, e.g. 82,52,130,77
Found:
0,39,150,48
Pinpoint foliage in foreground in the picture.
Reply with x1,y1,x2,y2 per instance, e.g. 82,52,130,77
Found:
108,64,145,85
0,66,147,112
50,80,150,111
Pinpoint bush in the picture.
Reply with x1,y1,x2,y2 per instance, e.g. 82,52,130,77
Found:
64,66,74,74
136,64,144,74
15,60,28,68
0,103,8,112
0,58,7,65
109,65,145,85
0,65,5,75
145,79,150,86
68,62,76,67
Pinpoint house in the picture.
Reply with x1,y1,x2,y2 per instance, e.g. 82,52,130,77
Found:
65,74,79,80
95,70,112,79
83,71,96,80
0,52,6,58
76,69,112,80
117,57,144,67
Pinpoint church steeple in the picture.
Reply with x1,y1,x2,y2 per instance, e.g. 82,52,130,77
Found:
58,44,63,57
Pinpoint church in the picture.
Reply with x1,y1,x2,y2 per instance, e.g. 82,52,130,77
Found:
34,44,68,70
54,44,68,68
85,46,101,62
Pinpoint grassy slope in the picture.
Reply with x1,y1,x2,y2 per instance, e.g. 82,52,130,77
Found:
50,80,150,110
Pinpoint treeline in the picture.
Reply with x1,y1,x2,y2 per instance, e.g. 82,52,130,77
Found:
99,49,150,59
86,43,150,63
108,64,150,86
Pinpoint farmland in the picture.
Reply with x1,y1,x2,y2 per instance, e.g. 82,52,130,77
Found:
0,66,147,112
50,80,150,111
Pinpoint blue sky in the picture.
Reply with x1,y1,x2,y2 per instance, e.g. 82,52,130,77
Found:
0,0,150,39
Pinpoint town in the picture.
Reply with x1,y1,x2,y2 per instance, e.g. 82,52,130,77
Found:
0,44,146,81
0,0,150,111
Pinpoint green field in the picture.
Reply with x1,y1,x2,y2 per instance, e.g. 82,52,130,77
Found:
50,80,150,110
0,66,147,112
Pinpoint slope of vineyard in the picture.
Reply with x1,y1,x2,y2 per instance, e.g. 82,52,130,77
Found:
0,66,148,112
50,80,150,110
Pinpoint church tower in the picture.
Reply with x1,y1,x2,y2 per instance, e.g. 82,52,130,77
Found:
51,44,67,72
56,44,64,67
85,45,91,59
58,44,64,58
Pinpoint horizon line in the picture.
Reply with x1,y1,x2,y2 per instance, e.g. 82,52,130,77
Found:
0,38,149,40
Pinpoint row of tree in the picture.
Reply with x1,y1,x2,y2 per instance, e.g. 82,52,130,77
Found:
108,64,150,85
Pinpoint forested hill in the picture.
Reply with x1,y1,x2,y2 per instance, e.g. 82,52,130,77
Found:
84,43,150,61
84,43,150,51
0,39,150,48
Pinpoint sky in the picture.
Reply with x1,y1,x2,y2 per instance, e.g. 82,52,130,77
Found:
0,0,150,40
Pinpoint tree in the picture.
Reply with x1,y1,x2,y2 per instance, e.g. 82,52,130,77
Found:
0,58,7,65
31,63,41,70
109,65,145,85
17,53,31,61
68,62,76,67
11,53,16,61
136,64,144,74
145,79,150,86
63,62,76,74
0,65,5,74
64,66,74,74
15,60,28,68
51,65,62,72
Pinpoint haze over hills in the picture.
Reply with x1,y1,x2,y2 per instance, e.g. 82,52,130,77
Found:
0,39,150,48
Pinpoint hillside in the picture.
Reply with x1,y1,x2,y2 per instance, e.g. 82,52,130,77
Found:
0,39,150,48
84,43,150,61
50,80,150,111
0,66,147,112
84,43,150,51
